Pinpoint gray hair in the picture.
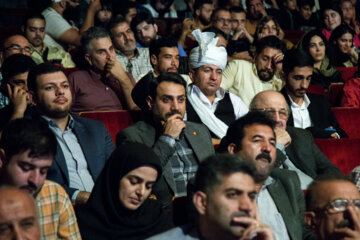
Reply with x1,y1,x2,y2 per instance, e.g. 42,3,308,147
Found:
81,26,111,53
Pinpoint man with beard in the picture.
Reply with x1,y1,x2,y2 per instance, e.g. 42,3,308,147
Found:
117,72,214,208
22,13,75,67
280,48,347,139
0,118,81,239
219,111,312,240
27,62,115,204
221,35,285,106
193,0,213,31
110,17,153,81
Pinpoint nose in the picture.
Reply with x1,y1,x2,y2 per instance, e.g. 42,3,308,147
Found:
28,170,41,188
238,195,253,213
136,184,145,197
261,140,272,153
210,70,217,80
13,225,26,240
55,85,64,96
300,79,309,89
171,57,176,67
265,60,272,69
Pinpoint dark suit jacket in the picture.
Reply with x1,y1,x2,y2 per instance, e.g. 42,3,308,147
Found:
268,169,313,240
116,120,214,207
276,126,342,178
282,91,348,138
47,116,115,198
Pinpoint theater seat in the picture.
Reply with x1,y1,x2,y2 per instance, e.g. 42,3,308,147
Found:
63,67,79,76
337,67,358,82
79,110,143,143
307,84,325,96
283,30,305,44
327,83,344,106
314,138,360,175
332,107,360,138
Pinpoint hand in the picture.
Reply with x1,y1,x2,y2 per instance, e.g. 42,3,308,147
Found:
105,56,126,80
7,84,28,116
75,191,91,205
88,0,101,13
163,114,186,139
330,132,340,139
272,52,284,72
333,206,360,239
274,128,291,147
182,18,193,35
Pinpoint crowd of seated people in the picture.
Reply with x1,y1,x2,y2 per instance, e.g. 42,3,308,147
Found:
2,0,360,239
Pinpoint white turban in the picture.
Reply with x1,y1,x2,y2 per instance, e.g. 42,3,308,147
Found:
189,29,228,71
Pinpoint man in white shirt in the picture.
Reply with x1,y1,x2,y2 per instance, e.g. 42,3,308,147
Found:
186,30,248,143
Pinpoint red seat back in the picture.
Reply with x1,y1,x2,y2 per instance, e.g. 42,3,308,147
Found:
337,67,358,82
327,83,344,106
332,107,360,138
283,30,305,44
307,84,325,96
314,139,360,175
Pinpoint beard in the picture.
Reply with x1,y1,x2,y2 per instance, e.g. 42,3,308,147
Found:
258,69,274,82
199,14,211,26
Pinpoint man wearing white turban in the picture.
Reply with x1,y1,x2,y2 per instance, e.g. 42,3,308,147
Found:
186,29,248,143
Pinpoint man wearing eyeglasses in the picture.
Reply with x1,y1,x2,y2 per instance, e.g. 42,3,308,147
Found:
249,90,342,190
305,176,360,240
211,8,232,35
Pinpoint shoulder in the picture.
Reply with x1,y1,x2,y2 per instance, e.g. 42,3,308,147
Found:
147,225,198,240
286,126,313,140
307,93,327,103
72,116,107,132
68,70,90,80
38,180,69,202
119,121,153,135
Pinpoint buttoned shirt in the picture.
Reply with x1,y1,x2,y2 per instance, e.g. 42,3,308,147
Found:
288,94,312,129
116,48,153,82
36,180,81,240
43,115,94,201
158,134,198,196
30,42,75,68
257,177,290,240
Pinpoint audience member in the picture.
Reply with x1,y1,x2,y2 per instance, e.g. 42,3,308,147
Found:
299,30,342,89
339,0,360,37
113,1,137,24
202,27,229,48
220,111,311,240
193,0,213,31
76,143,173,239
281,48,348,139
94,0,112,28
27,62,115,204
249,90,343,189
149,154,275,240
329,24,359,67
221,35,285,106
117,72,214,207
0,188,40,240
230,6,253,43
0,54,36,130
211,8,232,35
142,0,178,18
280,0,299,30
305,176,360,240
0,118,81,239
186,29,248,141
295,0,320,31
68,27,137,114
41,0,101,47
22,13,75,67
110,17,153,82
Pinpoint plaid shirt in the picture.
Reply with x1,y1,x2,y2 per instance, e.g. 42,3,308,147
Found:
36,180,81,240
350,166,360,191
159,135,198,196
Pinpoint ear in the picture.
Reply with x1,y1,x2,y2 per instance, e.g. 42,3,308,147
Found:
189,69,196,83
195,9,200,17
280,70,286,82
304,211,316,229
146,96,154,110
227,143,238,154
0,148,6,168
193,191,207,215
153,24,158,34
21,25,25,33
85,53,92,66
150,54,158,67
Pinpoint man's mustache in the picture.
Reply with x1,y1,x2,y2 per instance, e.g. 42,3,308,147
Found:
165,110,182,120
256,152,272,163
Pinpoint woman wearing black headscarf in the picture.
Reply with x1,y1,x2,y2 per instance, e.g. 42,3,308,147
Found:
76,142,173,240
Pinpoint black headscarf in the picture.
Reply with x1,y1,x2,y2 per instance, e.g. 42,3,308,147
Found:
76,143,173,240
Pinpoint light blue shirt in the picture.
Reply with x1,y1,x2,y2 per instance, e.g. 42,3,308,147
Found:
43,115,94,202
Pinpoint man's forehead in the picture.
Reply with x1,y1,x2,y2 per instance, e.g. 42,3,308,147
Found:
137,21,152,29
37,71,68,84
199,64,222,70
156,81,185,96
5,35,30,47
255,93,287,109
216,172,256,192
244,123,275,138
159,47,179,55
90,37,112,49
114,22,130,32
216,10,231,17
260,47,282,57
27,18,45,26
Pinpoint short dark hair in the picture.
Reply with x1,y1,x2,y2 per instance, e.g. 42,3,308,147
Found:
283,48,314,75
194,153,257,194
130,12,155,34
22,12,45,28
108,17,129,38
298,0,315,8
1,54,36,96
81,27,110,53
194,0,213,11
229,6,245,14
218,111,276,152
211,7,230,22
113,1,136,17
255,35,286,55
27,62,64,95
149,72,186,99
246,0,264,8
149,36,178,58
305,174,348,211
0,118,57,160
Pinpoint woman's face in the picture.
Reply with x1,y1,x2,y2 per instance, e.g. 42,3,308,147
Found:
309,35,326,63
323,9,342,31
97,10,112,22
119,166,158,210
260,20,277,38
340,1,355,23
336,33,353,54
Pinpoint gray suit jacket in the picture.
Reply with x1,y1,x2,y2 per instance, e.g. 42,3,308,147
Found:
116,120,214,206
276,126,342,178
147,225,199,240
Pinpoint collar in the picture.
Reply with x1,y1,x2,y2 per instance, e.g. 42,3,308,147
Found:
189,84,226,102
42,114,74,130
115,48,139,58
30,42,47,55
287,93,311,108
259,176,275,192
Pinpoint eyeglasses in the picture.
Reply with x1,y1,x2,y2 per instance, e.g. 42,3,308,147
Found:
5,44,31,54
317,199,360,214
216,18,232,24
252,108,288,119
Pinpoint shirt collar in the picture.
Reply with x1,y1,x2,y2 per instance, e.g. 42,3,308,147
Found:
287,93,311,108
115,48,139,58
189,84,226,105
42,115,74,130
30,42,47,55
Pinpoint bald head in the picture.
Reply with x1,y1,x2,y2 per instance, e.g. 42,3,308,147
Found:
249,90,289,129
2,35,31,60
0,188,40,240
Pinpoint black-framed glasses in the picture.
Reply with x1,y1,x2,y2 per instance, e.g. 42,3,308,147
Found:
315,199,360,214
5,44,31,54
252,108,288,119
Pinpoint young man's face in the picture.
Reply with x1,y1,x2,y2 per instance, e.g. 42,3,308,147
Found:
85,37,116,72
135,21,158,47
8,71,32,104
125,8,137,24
0,149,52,197
24,18,45,48
190,64,222,98
231,12,246,31
34,71,72,119
247,0,265,20
196,3,213,26
151,47,179,75
284,0,297,11
147,81,186,125
212,10,232,35
300,5,313,21
285,66,313,101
